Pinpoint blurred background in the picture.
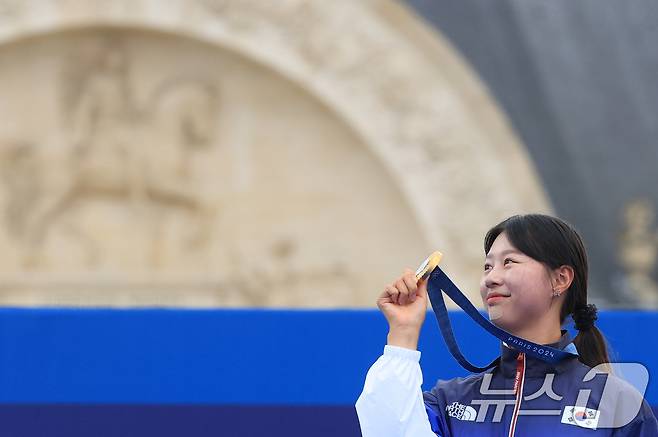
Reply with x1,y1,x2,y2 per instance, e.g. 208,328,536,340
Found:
0,0,656,436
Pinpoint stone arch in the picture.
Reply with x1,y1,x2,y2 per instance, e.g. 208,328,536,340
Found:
0,0,551,306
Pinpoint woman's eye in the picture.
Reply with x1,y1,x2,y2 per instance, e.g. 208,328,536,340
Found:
484,264,491,271
504,258,514,265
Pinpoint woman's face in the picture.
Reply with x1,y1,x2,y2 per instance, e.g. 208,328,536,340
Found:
479,232,555,332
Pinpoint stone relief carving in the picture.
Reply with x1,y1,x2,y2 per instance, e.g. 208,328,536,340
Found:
1,37,219,270
0,30,382,307
0,0,550,307
223,237,356,307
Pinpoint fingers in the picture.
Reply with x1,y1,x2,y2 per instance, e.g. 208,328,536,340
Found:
380,268,418,306
383,284,399,305
402,268,418,302
395,280,409,305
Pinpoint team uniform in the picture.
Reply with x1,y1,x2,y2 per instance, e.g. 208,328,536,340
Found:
356,331,658,436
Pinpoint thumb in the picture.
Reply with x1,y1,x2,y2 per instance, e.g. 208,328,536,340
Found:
417,277,428,300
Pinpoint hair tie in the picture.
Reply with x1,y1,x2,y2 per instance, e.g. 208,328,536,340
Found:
573,303,598,331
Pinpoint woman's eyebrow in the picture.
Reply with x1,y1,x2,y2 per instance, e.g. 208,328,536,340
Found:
485,249,521,260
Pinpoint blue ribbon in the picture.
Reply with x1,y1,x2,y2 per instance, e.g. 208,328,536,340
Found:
426,266,578,373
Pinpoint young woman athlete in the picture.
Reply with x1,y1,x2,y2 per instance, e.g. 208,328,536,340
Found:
356,214,658,436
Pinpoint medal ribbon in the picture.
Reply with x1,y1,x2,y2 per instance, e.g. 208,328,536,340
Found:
426,266,578,372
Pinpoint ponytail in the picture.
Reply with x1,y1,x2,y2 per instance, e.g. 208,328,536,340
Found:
571,303,610,368
573,325,610,368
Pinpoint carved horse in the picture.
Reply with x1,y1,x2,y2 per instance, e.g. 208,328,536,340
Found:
0,78,219,268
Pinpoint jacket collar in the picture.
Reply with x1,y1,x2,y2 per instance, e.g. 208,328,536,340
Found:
497,330,579,378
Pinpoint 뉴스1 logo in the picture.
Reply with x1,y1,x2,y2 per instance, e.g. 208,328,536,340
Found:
446,401,477,421
561,406,600,429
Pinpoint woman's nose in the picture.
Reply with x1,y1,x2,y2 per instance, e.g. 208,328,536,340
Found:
484,267,503,289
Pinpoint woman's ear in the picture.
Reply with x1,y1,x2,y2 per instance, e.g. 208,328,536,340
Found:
552,265,575,295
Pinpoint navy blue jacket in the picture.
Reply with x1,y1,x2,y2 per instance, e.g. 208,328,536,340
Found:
423,331,658,436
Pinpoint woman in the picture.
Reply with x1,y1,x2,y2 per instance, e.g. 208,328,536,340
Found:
356,214,658,436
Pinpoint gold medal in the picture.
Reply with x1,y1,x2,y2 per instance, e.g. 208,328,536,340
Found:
415,251,443,281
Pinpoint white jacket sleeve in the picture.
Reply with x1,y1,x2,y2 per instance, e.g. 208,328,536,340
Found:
355,345,438,437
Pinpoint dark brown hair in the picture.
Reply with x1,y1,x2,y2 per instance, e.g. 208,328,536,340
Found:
484,214,609,368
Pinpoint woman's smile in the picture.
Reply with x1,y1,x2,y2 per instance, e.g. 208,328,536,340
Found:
486,294,509,304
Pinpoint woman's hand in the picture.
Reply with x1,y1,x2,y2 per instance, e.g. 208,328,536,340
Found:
377,268,429,350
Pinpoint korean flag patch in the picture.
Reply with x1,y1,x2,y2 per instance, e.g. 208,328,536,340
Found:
561,405,600,429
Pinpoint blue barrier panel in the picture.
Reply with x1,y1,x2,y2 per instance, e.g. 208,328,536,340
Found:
0,308,656,436
0,405,361,437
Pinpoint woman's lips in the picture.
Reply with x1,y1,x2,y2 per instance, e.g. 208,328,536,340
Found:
486,295,509,304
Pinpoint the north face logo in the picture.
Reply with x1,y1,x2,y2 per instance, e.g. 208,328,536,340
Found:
446,401,477,421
